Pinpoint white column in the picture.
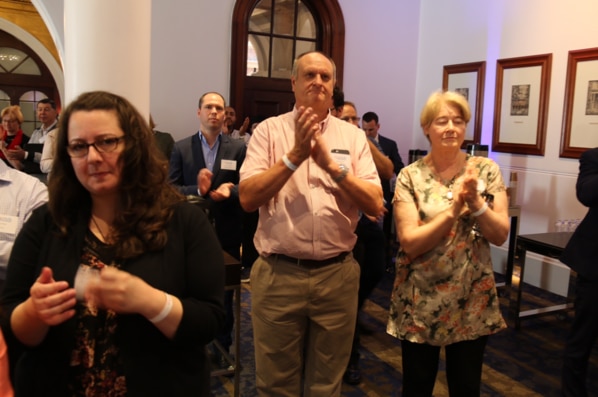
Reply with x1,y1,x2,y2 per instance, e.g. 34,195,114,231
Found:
63,0,151,118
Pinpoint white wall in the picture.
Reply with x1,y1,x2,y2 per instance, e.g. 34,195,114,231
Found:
149,1,234,137
338,0,421,163
32,0,597,295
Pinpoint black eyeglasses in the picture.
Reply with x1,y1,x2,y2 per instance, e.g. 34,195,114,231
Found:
67,135,125,158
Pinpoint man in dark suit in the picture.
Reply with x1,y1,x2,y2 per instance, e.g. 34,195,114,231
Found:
169,91,246,368
361,111,404,268
339,102,394,385
560,147,598,397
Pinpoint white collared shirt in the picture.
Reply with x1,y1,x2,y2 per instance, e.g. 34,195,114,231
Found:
0,161,48,277
29,120,58,144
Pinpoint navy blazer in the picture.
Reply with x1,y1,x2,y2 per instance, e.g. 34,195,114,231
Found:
378,134,404,203
169,133,246,253
561,147,598,280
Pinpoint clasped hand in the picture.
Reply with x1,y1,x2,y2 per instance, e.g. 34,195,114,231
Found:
6,145,26,161
452,168,486,216
28,266,148,326
365,205,388,223
83,266,147,314
290,106,333,172
28,267,76,326
197,168,234,201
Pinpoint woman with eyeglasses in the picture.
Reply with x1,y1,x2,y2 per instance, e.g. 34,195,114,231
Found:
0,105,29,168
0,91,225,397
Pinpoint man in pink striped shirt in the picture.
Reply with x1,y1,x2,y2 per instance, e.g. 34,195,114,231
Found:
239,51,383,397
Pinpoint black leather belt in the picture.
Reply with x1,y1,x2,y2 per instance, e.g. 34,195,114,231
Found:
271,252,349,268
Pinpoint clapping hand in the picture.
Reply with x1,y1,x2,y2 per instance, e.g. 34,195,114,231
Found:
365,205,388,223
28,267,76,326
239,117,250,136
459,167,486,214
84,266,147,314
6,145,26,161
293,106,336,172
209,182,234,201
197,168,213,196
291,106,320,164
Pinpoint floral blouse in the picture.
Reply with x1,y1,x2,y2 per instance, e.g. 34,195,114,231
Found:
68,231,127,396
387,155,507,346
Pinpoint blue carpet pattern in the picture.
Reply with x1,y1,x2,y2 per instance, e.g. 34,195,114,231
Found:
210,272,598,396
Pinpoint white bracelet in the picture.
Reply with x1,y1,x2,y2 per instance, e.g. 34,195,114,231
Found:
149,292,173,323
282,154,298,171
471,202,488,217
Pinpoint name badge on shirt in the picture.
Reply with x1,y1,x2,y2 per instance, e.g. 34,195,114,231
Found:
331,149,351,168
0,215,18,235
221,159,237,171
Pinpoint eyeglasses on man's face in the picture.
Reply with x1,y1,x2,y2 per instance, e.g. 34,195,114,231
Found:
67,135,125,158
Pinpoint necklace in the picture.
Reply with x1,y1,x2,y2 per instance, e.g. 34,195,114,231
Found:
426,154,466,201
446,187,454,200
91,216,110,243
446,176,456,200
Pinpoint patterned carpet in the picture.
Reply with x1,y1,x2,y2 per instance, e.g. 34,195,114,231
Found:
210,271,598,396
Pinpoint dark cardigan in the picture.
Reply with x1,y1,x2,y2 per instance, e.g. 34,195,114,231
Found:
0,202,225,396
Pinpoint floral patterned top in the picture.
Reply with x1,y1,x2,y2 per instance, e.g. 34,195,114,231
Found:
68,231,127,396
386,155,507,346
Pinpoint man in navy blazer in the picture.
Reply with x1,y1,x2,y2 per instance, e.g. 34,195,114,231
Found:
362,111,404,267
361,111,404,204
560,147,598,397
169,91,246,364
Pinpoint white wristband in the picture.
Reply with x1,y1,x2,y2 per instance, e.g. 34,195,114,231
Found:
471,202,488,217
149,292,173,323
282,154,298,171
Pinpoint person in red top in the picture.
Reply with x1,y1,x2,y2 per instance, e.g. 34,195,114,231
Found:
0,106,29,169
0,326,13,397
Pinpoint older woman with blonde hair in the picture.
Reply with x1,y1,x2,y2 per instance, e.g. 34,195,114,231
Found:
387,90,510,397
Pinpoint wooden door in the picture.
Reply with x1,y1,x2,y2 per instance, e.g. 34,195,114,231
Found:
230,0,344,125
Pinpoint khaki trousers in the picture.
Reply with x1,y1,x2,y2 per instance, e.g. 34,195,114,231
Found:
251,253,359,397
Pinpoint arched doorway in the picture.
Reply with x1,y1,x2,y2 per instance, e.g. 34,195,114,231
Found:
0,30,60,135
230,0,344,126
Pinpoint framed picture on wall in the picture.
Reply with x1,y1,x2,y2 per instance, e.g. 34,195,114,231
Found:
442,61,485,147
560,47,598,158
492,54,552,156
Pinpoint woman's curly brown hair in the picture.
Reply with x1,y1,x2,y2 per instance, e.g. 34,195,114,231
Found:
48,91,184,258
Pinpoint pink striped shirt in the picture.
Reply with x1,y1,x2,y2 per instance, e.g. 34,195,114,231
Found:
240,109,380,260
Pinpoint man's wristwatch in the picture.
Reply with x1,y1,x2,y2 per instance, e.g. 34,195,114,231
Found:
333,164,349,183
